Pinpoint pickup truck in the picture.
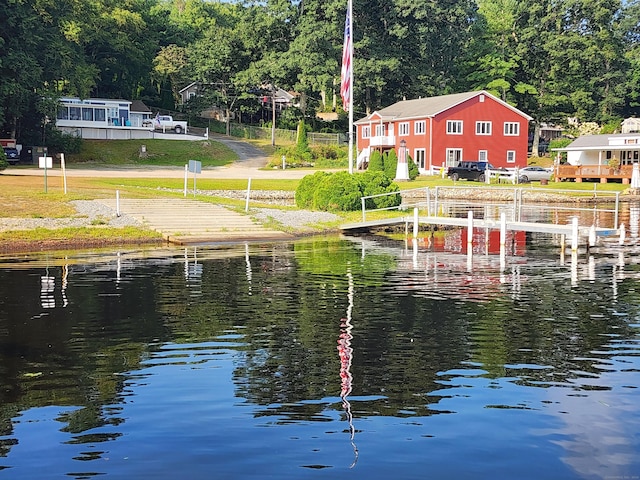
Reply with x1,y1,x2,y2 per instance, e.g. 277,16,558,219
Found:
447,161,507,182
144,115,188,134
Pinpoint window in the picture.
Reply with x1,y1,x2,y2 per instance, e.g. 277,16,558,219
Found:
446,148,463,167
476,121,492,135
414,149,426,169
57,107,69,120
95,109,106,122
69,107,81,121
362,126,371,139
478,150,488,162
606,151,612,160
375,124,385,136
415,120,426,135
398,122,410,136
82,108,94,121
506,150,516,163
447,120,463,135
625,138,638,144
504,122,520,136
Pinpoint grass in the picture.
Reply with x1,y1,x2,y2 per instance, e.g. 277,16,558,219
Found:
65,139,238,167
0,138,633,253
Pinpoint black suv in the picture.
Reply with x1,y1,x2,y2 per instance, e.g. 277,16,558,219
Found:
447,161,499,182
2,147,20,165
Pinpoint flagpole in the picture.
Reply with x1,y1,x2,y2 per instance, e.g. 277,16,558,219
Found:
347,0,354,174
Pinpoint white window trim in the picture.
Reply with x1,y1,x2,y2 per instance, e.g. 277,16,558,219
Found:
415,120,426,135
447,120,463,135
476,121,492,135
504,122,520,136
375,124,385,136
478,150,488,162
414,148,426,169
399,122,410,136
506,150,516,163
446,148,463,167
362,126,371,139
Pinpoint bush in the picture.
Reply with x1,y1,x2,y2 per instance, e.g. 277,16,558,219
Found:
295,170,401,212
357,171,401,209
46,127,83,154
407,155,420,180
313,171,362,211
368,149,384,172
0,149,7,171
295,171,330,209
384,149,397,179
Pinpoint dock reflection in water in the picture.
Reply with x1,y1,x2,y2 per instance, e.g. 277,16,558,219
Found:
0,235,638,479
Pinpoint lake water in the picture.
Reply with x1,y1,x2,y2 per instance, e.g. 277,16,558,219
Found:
0,232,639,479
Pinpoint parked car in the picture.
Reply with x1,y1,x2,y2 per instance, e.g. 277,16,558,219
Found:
2,147,20,165
447,161,507,182
518,166,553,183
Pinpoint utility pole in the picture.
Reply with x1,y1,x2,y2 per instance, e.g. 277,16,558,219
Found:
271,85,276,146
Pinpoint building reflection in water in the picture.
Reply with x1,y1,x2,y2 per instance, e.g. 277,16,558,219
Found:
337,271,358,468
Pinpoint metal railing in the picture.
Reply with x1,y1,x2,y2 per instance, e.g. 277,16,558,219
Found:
359,186,621,230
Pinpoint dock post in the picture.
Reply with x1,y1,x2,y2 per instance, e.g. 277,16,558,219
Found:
571,217,579,252
619,223,626,245
500,212,506,248
467,210,474,248
361,198,366,222
588,225,596,249
413,207,419,238
425,187,431,216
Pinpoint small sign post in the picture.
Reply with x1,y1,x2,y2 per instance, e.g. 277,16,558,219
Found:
38,148,53,193
188,160,202,197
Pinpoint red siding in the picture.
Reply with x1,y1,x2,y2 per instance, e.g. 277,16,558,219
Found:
431,95,528,168
356,92,529,171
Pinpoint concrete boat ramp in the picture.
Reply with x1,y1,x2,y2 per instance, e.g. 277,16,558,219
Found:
97,198,293,244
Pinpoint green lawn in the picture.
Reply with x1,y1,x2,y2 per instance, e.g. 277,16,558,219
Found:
65,139,238,167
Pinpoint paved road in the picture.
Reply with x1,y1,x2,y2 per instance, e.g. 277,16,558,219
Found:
4,133,317,180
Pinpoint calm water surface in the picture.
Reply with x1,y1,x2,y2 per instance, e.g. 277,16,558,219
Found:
0,233,639,479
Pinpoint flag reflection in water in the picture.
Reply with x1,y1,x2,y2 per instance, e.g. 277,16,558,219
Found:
337,271,358,467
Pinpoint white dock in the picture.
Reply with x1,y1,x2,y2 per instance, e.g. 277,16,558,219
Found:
341,210,621,251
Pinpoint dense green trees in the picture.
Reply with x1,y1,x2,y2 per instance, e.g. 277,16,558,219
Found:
1,0,639,143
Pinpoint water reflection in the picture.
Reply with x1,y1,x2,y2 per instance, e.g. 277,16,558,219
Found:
337,272,358,467
0,237,638,479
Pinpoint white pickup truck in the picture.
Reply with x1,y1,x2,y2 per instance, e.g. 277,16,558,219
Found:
144,115,188,134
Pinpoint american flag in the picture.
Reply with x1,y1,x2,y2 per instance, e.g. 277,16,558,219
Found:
340,1,352,112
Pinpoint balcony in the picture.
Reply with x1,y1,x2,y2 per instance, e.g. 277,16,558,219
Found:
369,135,396,147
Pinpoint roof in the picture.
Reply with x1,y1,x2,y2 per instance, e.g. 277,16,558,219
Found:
554,133,640,151
179,82,198,94
354,90,532,125
130,100,152,113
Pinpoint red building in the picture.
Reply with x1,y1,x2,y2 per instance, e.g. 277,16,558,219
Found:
354,91,532,174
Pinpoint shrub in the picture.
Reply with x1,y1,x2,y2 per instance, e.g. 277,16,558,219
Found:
384,149,397,179
295,170,401,212
0,149,7,171
313,171,362,211
367,149,384,172
46,128,83,154
408,155,420,180
357,171,401,209
295,171,330,209
296,120,310,153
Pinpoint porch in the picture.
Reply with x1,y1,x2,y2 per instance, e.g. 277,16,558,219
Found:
555,164,634,183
